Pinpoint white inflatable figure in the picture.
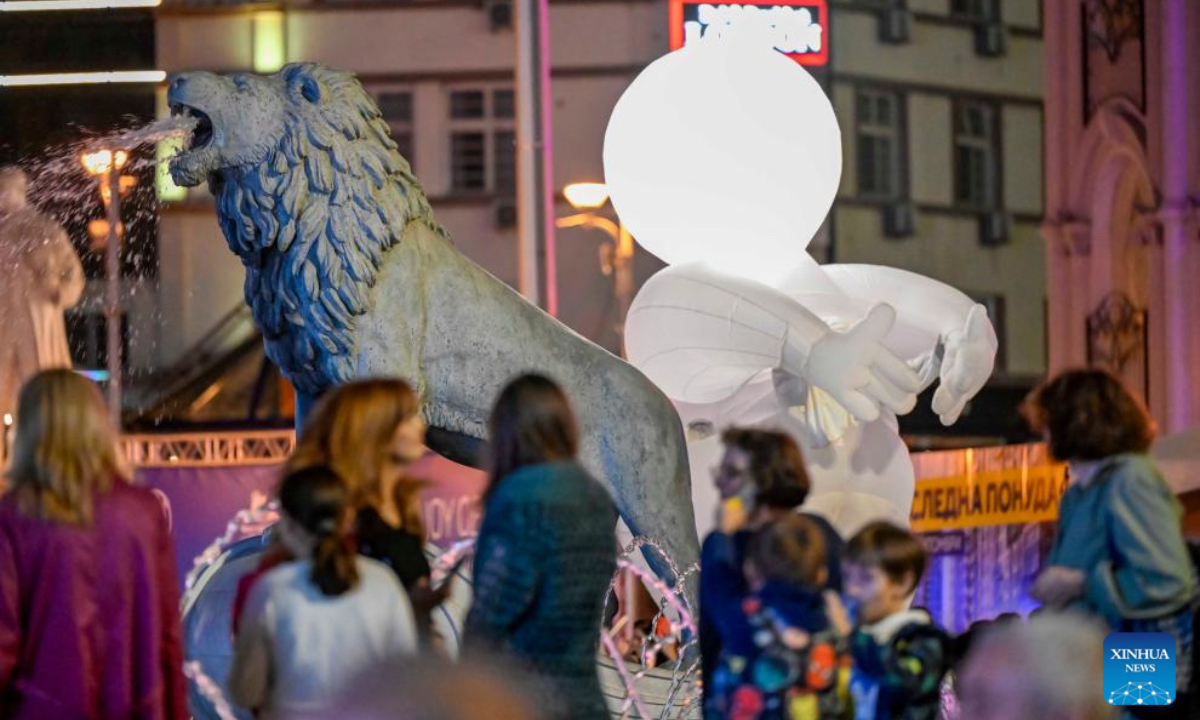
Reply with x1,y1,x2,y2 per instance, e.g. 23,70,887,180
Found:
604,33,997,538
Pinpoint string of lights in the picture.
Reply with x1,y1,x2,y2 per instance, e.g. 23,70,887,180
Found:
0,0,160,12
0,71,166,87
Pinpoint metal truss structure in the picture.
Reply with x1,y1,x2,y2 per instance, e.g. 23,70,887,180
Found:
120,430,296,468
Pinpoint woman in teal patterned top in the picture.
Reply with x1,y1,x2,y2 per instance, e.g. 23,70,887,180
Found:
464,374,618,720
1026,369,1197,719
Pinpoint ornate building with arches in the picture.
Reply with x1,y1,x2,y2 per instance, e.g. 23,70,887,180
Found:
1043,0,1200,433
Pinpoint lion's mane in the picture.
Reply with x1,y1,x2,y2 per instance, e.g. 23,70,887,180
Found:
210,63,445,395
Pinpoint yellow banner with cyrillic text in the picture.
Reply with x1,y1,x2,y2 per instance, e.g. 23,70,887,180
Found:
909,462,1069,532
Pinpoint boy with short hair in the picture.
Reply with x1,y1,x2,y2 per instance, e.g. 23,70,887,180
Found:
707,514,851,720
844,521,949,720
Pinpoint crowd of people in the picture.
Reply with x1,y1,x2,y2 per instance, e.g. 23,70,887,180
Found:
0,366,1196,720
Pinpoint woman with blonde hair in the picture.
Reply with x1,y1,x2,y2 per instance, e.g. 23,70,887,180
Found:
0,369,186,720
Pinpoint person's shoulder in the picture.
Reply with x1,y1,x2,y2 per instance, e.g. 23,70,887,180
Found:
354,557,409,600
357,555,401,580
357,505,386,531
257,558,305,589
357,556,407,586
891,613,950,650
0,494,24,534
488,464,542,503
701,530,750,583
701,530,746,558
0,493,19,519
498,461,593,502
800,510,844,543
1102,453,1172,496
701,530,725,552
1101,452,1157,475
102,478,161,510
242,559,304,622
101,480,170,525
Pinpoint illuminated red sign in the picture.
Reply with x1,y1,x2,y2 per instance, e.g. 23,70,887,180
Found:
668,0,829,66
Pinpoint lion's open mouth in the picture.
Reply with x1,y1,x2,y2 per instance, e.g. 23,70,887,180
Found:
169,103,214,150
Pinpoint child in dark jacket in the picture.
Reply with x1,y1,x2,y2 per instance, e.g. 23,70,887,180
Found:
708,514,851,720
843,521,949,720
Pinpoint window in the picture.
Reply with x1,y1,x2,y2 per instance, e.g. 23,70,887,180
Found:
951,0,992,21
373,89,415,165
447,86,516,195
493,89,515,119
450,90,486,119
953,100,1000,210
378,92,411,123
856,88,905,201
450,133,488,191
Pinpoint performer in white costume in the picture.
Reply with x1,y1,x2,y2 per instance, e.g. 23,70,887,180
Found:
0,167,86,423
605,33,998,538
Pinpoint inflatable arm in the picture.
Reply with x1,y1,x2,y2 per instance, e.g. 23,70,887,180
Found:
625,263,921,423
821,265,973,335
822,264,999,425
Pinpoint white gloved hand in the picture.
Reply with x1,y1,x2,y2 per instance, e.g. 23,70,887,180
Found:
932,304,998,426
798,304,921,423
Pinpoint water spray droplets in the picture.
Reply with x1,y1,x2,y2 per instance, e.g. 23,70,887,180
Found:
3,116,204,415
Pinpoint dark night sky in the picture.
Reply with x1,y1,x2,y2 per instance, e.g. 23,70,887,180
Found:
0,10,157,160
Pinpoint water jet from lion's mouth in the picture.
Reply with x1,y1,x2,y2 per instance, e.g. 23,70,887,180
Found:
168,104,212,151
97,115,200,154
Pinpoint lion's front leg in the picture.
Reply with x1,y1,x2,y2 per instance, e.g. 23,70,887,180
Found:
295,391,320,430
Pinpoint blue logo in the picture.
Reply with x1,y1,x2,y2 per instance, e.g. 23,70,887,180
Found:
1104,632,1176,706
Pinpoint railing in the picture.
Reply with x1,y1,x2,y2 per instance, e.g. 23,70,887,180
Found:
124,303,258,419
120,429,295,467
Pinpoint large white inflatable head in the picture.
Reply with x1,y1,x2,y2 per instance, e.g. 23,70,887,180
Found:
603,34,841,281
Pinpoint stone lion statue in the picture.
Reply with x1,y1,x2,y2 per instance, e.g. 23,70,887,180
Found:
167,63,698,583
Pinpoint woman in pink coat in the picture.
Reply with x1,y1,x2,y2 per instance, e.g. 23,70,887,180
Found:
0,369,186,720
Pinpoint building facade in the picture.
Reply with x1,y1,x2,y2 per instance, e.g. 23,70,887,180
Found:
1042,0,1200,435
827,0,1045,382
150,0,1046,429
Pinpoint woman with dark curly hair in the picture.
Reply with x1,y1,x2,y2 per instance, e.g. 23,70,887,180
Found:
1025,368,1197,717
699,427,844,720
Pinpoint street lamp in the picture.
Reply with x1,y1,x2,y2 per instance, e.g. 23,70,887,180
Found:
562,182,610,210
2,413,11,464
556,181,635,345
80,147,129,428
